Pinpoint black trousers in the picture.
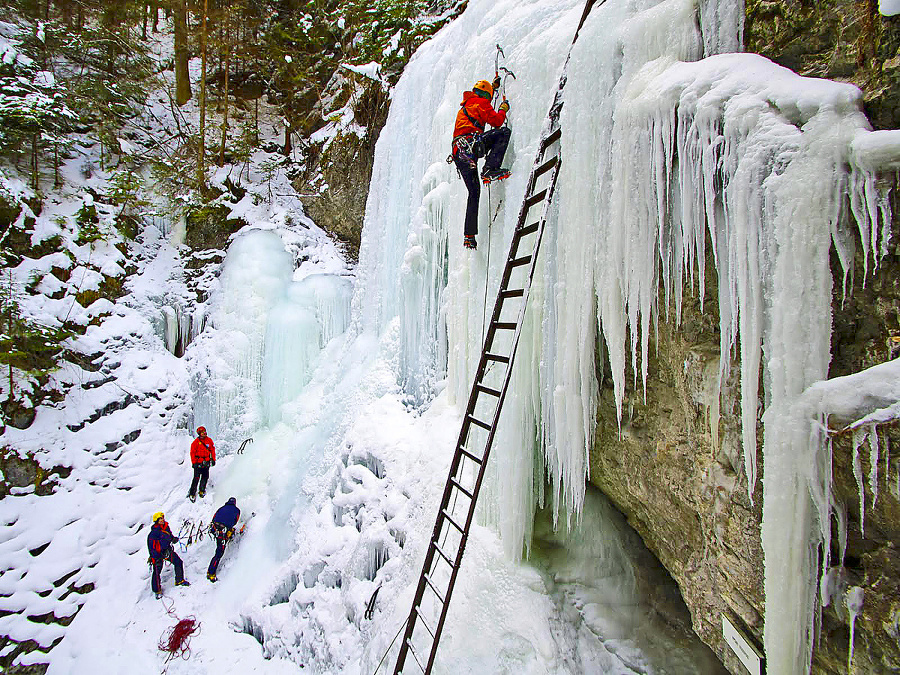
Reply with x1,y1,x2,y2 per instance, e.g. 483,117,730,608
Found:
453,127,511,237
189,464,209,497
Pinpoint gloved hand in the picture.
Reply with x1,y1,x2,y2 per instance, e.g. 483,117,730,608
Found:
212,459,216,466
492,75,501,91
192,463,199,469
499,99,510,113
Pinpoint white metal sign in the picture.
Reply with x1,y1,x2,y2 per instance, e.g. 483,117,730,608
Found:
722,614,764,675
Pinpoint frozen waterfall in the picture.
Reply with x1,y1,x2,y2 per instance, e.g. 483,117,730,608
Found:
353,0,897,673
181,0,898,673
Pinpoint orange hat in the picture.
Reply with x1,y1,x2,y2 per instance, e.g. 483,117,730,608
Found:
473,79,493,97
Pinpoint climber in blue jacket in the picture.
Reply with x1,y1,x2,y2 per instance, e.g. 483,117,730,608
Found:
207,497,240,582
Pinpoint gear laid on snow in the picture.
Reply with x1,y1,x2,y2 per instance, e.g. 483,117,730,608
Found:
157,598,200,665
188,427,216,501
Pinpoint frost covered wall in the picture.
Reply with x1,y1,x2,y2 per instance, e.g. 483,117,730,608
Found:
354,0,898,672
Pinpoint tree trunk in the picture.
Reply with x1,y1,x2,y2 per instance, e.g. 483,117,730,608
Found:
31,133,39,190
219,32,230,167
173,0,191,106
197,0,208,184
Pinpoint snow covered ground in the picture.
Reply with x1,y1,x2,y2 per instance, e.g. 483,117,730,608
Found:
4,0,900,673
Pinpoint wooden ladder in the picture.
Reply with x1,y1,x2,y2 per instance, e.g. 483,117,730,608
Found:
392,3,598,673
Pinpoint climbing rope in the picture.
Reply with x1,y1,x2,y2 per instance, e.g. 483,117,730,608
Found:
157,597,200,671
372,617,409,675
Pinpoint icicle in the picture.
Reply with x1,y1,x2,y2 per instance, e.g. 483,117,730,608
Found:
852,428,866,537
868,425,879,509
845,586,864,672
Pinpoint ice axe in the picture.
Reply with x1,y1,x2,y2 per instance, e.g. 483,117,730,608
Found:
492,44,506,105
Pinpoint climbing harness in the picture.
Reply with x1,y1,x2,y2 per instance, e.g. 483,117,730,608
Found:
157,596,200,671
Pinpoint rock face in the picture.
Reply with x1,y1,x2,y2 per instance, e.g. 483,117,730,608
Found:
296,76,391,260
745,0,900,130
589,239,900,674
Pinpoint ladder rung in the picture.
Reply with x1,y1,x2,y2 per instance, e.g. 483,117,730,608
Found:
424,572,447,603
458,445,483,464
449,477,474,499
466,415,491,430
491,322,517,331
405,638,427,672
542,128,562,149
524,189,548,210
431,540,456,567
518,222,539,237
441,509,465,533
533,155,559,180
500,288,525,299
484,352,510,364
475,383,502,398
414,605,436,638
509,255,532,268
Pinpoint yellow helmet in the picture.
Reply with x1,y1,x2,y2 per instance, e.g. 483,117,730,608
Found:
473,79,493,97
152,512,165,523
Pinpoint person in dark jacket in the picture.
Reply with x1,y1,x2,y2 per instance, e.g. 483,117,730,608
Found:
147,512,189,598
451,77,511,250
207,497,241,582
188,426,216,501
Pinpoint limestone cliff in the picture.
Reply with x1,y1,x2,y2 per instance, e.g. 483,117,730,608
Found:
590,235,900,674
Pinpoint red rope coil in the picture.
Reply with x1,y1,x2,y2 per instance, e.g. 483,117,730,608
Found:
158,599,201,666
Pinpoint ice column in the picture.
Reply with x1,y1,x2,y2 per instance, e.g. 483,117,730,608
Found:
190,230,294,444
261,274,352,425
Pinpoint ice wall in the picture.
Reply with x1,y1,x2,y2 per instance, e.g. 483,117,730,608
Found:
191,230,352,446
353,0,900,672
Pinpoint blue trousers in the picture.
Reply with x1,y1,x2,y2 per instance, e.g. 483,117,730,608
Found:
208,535,228,576
151,550,184,593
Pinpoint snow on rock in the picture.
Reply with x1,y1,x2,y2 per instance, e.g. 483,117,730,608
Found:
879,0,900,16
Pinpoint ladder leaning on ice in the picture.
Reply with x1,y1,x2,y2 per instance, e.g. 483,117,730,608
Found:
392,2,599,673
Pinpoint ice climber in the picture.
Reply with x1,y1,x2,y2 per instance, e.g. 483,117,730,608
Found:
207,497,241,582
188,426,215,502
147,512,189,598
451,76,511,250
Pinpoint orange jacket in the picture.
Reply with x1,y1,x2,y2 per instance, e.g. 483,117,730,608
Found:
190,435,216,464
452,91,507,139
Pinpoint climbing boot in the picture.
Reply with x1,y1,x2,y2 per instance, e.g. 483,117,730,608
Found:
175,579,191,587
480,167,510,184
198,490,205,498
207,573,217,583
463,235,477,250
188,492,196,503
155,592,164,599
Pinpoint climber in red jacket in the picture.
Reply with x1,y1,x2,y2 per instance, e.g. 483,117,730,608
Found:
187,426,216,502
451,77,511,250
